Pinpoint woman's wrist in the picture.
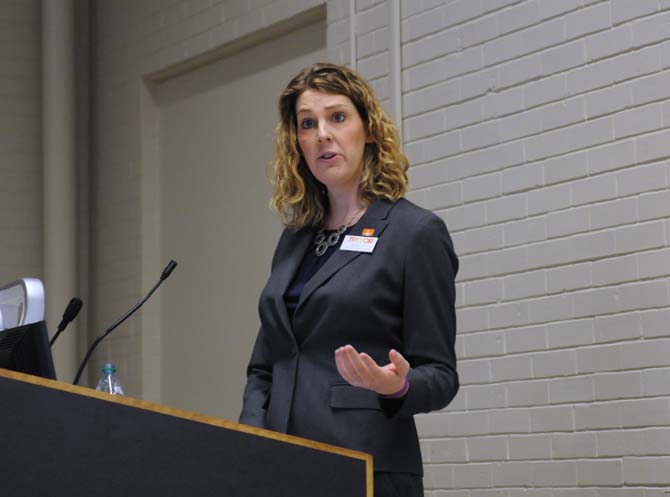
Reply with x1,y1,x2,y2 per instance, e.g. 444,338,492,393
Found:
380,377,409,398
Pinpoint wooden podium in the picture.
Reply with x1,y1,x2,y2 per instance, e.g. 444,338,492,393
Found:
0,368,372,496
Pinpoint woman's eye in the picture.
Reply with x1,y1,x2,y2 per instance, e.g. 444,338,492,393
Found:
300,118,315,129
333,113,345,123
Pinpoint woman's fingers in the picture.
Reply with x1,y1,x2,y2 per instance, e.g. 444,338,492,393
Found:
335,345,408,394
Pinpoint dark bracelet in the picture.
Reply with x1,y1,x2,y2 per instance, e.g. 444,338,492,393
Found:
381,377,409,398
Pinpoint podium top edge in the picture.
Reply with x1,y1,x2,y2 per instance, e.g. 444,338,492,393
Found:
0,368,373,465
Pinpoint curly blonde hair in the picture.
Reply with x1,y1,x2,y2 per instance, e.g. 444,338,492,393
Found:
270,63,408,228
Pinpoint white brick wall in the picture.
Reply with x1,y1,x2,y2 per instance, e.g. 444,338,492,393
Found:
5,0,661,491
405,0,670,494
0,0,42,283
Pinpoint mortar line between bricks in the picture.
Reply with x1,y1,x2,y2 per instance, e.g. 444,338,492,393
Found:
401,0,584,48
449,200,669,239
403,75,670,145
402,38,670,120
401,5,669,91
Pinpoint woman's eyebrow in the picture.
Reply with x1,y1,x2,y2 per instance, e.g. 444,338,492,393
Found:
297,103,350,114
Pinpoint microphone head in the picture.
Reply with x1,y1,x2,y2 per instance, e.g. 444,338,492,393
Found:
161,260,178,280
63,297,83,322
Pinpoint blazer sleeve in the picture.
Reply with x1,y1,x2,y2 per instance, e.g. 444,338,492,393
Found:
380,213,460,418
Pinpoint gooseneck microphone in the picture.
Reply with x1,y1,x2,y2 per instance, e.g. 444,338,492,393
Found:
49,297,83,347
72,260,178,385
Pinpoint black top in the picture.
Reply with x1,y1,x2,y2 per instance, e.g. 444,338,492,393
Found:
284,226,353,342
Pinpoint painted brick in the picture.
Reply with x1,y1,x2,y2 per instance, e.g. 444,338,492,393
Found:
509,434,551,460
545,151,588,186
504,217,547,247
588,139,636,174
401,4,447,43
497,109,543,142
498,0,539,35
460,67,498,101
505,325,547,354
547,319,594,348
468,436,508,462
503,270,546,301
594,371,642,401
597,429,647,457
501,164,543,195
638,189,670,221
620,397,670,427
463,331,506,358
631,70,670,107
532,460,577,487
507,379,550,407
575,401,622,430
552,432,598,459
429,438,467,464
492,461,534,488
611,0,660,25
525,74,567,108
528,183,572,216
641,368,670,396
566,2,611,39
623,456,670,485
547,205,590,238
530,405,575,432
486,193,528,224
489,300,530,329
402,28,460,69
462,121,500,151
403,80,460,117
618,161,668,196
461,14,499,48
578,459,623,486
615,45,663,84
448,411,491,437
462,172,502,202
549,376,594,404
591,253,638,288
541,40,586,76
614,102,664,139
567,58,615,96
590,197,637,231
464,278,503,306
529,292,574,323
499,54,543,88
490,408,532,434
615,220,666,254
491,355,533,382
459,358,492,384
467,384,507,410
586,83,633,119
585,24,633,61
641,308,670,338
533,349,578,379
572,173,617,206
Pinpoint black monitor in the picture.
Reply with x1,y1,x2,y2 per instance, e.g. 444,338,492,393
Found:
0,321,56,380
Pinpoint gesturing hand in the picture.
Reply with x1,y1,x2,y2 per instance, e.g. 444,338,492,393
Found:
334,345,410,396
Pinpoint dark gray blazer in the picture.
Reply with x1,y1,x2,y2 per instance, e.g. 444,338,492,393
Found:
239,197,459,474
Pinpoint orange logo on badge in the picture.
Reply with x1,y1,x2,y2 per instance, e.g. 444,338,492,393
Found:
362,228,375,236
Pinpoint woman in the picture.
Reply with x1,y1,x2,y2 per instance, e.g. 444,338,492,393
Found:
239,62,459,497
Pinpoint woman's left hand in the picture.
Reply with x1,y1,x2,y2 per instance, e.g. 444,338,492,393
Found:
335,345,410,396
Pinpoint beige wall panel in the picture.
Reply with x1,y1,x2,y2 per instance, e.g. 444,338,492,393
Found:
157,21,326,420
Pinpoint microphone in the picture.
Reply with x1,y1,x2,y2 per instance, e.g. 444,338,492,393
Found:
72,260,178,386
49,297,83,347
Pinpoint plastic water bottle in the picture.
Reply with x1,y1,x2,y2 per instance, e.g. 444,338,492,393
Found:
95,363,125,396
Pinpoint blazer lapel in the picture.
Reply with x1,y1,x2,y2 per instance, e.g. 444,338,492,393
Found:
295,198,394,315
270,227,312,341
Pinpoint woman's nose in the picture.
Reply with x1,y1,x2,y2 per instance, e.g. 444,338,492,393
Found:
317,122,332,142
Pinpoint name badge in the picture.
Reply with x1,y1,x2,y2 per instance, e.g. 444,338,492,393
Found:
340,235,378,253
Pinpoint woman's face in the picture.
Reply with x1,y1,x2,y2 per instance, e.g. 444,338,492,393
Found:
295,89,372,195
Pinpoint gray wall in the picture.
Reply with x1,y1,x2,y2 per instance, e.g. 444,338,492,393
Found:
0,1,42,283
3,0,670,494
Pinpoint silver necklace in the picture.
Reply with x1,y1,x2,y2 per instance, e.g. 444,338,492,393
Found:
313,206,364,256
